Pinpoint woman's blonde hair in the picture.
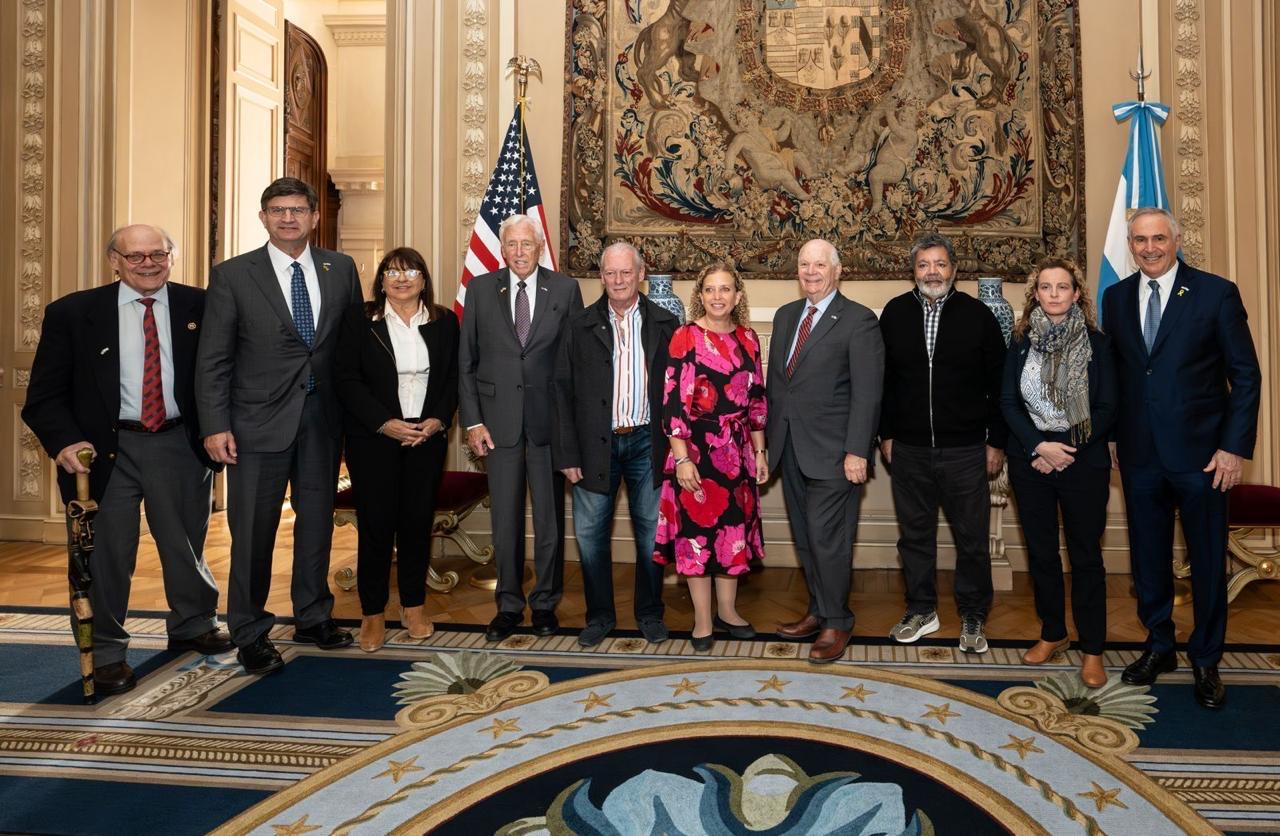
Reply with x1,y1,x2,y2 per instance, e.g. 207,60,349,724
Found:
687,261,750,325
1012,257,1098,339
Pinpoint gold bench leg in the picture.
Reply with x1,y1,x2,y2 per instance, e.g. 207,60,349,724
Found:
1226,528,1279,603
333,508,463,594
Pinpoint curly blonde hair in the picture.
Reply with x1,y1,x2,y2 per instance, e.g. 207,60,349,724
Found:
1012,257,1098,339
687,261,750,325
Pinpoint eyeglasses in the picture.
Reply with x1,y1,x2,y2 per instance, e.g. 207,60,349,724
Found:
265,206,313,218
112,249,171,265
384,269,423,280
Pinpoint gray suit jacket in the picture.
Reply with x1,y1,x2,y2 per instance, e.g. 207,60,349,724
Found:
459,267,583,448
195,245,362,452
766,292,884,479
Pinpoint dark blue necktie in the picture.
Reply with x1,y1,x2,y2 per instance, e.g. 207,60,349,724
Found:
290,261,316,391
1143,279,1161,352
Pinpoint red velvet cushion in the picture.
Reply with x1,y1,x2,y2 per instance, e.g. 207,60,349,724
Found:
337,470,489,513
1228,484,1280,528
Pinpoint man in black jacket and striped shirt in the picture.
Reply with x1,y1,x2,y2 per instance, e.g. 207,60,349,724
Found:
877,232,1008,653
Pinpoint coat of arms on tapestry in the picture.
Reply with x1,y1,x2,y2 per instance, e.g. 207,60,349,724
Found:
561,0,1085,280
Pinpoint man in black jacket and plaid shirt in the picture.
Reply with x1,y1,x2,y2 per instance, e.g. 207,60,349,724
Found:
877,232,1008,653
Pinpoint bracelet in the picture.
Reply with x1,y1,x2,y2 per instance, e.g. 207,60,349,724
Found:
674,456,691,466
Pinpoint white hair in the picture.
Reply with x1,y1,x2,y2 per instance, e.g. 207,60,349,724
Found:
105,224,177,259
498,214,545,246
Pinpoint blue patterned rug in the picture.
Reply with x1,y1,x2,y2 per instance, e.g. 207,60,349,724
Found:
2,608,1278,834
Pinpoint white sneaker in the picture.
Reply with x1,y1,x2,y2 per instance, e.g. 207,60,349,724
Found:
890,611,940,643
958,614,989,654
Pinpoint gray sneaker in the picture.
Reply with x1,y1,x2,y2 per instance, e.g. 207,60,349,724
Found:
958,614,989,654
577,621,613,648
638,619,669,644
890,611,940,643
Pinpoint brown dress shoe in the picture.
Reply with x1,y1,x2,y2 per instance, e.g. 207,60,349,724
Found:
400,605,435,640
1080,653,1107,688
93,661,137,696
808,628,851,664
360,615,386,653
776,614,821,639
1022,638,1069,665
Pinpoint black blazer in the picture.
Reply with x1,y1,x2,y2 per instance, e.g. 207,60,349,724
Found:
552,294,678,493
1000,327,1117,469
22,281,216,504
334,302,460,438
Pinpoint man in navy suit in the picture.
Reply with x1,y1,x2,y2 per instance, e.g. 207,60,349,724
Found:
1102,207,1260,709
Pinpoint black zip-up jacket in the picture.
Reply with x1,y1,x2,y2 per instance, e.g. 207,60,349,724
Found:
878,288,1008,449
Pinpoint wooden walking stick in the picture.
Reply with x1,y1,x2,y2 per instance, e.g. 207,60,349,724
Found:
66,448,98,704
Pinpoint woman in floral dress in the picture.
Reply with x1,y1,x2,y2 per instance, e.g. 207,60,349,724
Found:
654,262,768,652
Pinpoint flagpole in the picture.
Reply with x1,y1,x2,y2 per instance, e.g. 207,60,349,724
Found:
506,56,542,215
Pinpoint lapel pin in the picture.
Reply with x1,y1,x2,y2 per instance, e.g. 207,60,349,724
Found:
1177,286,1189,297
322,262,331,272
99,347,110,355
187,322,198,331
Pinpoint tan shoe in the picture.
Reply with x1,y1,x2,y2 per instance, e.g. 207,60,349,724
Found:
1080,653,1108,688
400,605,435,640
359,615,386,653
1022,638,1069,665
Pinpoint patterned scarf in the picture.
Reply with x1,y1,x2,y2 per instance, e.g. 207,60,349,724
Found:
1028,304,1092,445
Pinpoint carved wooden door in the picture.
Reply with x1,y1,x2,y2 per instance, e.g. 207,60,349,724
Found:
284,21,338,250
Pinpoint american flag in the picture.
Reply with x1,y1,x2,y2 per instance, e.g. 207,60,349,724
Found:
455,100,556,317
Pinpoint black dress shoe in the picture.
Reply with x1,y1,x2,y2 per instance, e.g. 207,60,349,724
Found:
713,615,756,639
1121,650,1178,686
531,610,559,636
168,627,234,655
1193,664,1226,710
690,633,715,652
293,620,354,650
485,611,522,642
93,661,137,696
237,636,284,675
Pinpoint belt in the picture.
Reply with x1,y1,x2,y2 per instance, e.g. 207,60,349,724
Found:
613,423,648,435
118,417,184,433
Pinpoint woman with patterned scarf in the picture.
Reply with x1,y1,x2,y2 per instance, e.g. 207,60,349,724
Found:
1001,259,1118,688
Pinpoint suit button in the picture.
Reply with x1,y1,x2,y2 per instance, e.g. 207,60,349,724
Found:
601,399,608,406
108,453,116,460
1146,369,1153,375
517,385,522,390
300,384,307,390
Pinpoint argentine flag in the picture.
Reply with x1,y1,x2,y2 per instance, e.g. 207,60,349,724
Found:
1096,100,1172,319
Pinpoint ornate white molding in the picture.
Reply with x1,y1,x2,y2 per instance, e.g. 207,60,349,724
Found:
17,420,42,500
329,167,385,193
19,0,47,352
14,369,30,389
1173,0,1207,264
460,0,489,228
324,14,386,46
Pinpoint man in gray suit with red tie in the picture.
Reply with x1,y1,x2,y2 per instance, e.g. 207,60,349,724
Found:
196,177,363,674
767,238,884,663
459,214,584,642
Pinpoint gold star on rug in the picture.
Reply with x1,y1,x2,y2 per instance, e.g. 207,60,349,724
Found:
271,815,321,835
921,702,960,724
374,755,424,782
756,675,790,693
999,735,1044,760
575,691,614,711
841,684,876,702
668,677,705,696
1078,782,1128,812
479,717,521,739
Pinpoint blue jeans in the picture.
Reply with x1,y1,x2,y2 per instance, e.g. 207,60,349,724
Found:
572,430,664,626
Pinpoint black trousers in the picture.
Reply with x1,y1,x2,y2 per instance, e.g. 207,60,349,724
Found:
344,432,447,615
890,441,992,618
1008,455,1109,654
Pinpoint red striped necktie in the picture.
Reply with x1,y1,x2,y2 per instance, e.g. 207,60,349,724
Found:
786,305,818,378
139,297,166,431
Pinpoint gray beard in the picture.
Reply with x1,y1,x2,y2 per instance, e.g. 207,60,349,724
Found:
916,278,954,300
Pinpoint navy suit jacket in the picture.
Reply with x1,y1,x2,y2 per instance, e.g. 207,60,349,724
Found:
1100,260,1261,472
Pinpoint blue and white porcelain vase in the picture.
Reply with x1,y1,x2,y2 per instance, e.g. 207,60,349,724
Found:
978,276,1015,347
646,274,686,322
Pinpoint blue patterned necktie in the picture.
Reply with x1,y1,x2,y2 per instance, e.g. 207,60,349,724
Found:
1143,279,1161,352
290,261,316,391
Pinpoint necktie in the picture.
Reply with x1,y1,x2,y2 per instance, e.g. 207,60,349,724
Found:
514,280,531,347
1143,279,1161,352
786,305,818,378
139,298,166,431
290,261,316,391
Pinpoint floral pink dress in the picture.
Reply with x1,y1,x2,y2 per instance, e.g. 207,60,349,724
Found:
653,323,768,576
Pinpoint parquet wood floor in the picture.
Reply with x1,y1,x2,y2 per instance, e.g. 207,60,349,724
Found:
2,509,1277,644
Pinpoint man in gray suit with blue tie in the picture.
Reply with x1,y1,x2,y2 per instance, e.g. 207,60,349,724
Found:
196,177,363,674
459,214,584,642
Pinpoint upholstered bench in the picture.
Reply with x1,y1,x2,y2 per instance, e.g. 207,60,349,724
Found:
333,470,494,594
1226,484,1280,602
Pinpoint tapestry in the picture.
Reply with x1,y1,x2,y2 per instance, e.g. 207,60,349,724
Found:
561,0,1086,280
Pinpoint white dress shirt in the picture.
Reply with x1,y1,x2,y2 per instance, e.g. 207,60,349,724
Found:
507,268,538,322
267,242,322,325
1137,263,1177,333
385,303,431,418
786,288,837,366
118,282,180,420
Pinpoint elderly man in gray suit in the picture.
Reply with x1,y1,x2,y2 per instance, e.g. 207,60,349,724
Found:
767,238,884,663
459,214,584,642
196,177,362,674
